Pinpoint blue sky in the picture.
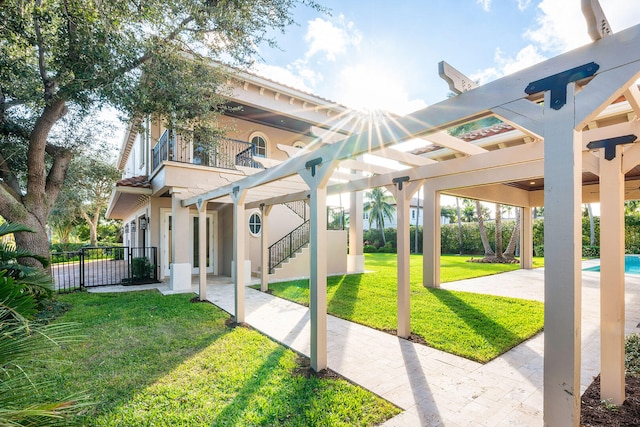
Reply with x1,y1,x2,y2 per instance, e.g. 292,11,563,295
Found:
250,0,640,114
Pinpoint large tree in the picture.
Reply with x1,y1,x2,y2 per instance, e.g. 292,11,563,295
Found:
0,0,321,264
51,147,121,246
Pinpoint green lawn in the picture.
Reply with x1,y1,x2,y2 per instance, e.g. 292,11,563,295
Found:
38,291,399,426
262,254,544,363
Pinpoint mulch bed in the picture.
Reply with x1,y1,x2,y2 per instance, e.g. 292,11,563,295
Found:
581,375,640,426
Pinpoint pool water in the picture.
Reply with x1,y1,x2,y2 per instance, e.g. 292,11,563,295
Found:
583,255,640,274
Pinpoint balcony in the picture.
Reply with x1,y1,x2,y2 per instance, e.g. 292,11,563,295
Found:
152,130,264,172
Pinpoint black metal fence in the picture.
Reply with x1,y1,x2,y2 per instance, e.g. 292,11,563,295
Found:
51,246,158,293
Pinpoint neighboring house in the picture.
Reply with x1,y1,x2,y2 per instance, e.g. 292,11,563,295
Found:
106,69,362,290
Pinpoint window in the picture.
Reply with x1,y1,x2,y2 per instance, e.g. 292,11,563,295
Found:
251,134,267,158
412,210,416,219
248,212,262,236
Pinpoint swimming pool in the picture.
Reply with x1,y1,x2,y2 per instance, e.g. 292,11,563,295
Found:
583,254,640,274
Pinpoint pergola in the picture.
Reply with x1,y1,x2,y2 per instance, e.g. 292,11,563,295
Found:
184,5,640,425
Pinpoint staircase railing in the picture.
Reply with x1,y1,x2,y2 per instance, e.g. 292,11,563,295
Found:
283,200,307,221
268,220,310,273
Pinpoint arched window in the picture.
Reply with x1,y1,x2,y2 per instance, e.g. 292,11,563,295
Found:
248,212,262,236
251,133,267,158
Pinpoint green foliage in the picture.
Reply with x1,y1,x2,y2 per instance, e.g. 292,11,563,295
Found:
0,222,53,306
626,333,640,377
131,257,153,280
0,272,87,426
440,220,517,255
0,0,323,260
263,254,544,362
36,291,399,425
534,245,544,257
363,245,378,253
582,246,600,258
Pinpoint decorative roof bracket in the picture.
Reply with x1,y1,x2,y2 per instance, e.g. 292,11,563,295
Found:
525,62,599,110
587,134,638,160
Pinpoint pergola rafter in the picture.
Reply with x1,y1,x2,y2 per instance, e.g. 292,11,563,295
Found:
184,18,640,426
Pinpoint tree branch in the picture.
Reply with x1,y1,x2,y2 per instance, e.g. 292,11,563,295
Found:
33,0,56,100
0,150,23,199
44,143,74,212
0,181,28,224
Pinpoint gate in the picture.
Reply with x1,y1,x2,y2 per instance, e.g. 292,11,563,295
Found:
51,246,158,293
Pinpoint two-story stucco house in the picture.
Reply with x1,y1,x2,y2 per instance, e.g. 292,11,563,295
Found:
106,69,365,291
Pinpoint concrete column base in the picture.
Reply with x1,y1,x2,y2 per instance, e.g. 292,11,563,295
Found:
170,263,192,292
347,254,365,273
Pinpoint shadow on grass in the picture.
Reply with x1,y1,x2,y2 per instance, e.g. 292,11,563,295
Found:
49,291,232,419
328,274,362,319
212,346,288,425
428,289,520,355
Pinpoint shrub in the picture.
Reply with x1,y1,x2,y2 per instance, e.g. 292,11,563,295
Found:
378,246,396,253
534,245,544,257
582,246,600,258
625,333,640,377
363,245,378,253
131,257,153,279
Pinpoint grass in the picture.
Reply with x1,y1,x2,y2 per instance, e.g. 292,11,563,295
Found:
260,254,544,363
37,291,400,426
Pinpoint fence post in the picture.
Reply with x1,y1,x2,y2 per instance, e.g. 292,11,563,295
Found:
79,249,85,289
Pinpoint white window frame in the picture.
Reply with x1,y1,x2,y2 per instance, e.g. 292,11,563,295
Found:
248,211,262,237
250,132,268,158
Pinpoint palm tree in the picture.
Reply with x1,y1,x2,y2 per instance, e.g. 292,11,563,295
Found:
476,200,494,257
364,188,395,245
503,208,521,259
495,203,504,260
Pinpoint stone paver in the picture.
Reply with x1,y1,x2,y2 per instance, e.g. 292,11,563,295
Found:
91,263,640,426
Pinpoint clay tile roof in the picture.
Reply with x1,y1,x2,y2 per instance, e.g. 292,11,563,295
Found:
116,175,151,189
458,122,516,141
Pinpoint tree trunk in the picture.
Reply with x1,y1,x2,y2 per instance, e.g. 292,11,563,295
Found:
503,208,521,259
476,200,494,257
587,203,595,246
0,99,70,267
12,210,52,270
495,203,503,259
456,198,463,255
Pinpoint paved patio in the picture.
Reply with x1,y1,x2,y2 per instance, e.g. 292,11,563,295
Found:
90,263,640,426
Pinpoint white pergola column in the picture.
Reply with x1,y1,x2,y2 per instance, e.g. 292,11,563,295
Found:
543,83,582,426
598,144,625,404
348,191,365,273
197,200,207,301
388,179,423,338
231,187,248,324
520,206,533,269
170,187,191,292
423,182,441,288
300,159,337,372
260,204,273,292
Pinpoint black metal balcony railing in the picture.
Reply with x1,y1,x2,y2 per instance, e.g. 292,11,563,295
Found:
152,130,264,171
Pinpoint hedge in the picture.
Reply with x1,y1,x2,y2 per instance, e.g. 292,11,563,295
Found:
361,213,640,256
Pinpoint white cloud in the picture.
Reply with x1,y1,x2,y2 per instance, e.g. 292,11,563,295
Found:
470,44,545,84
477,0,492,12
336,63,427,115
517,0,532,11
304,15,361,62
